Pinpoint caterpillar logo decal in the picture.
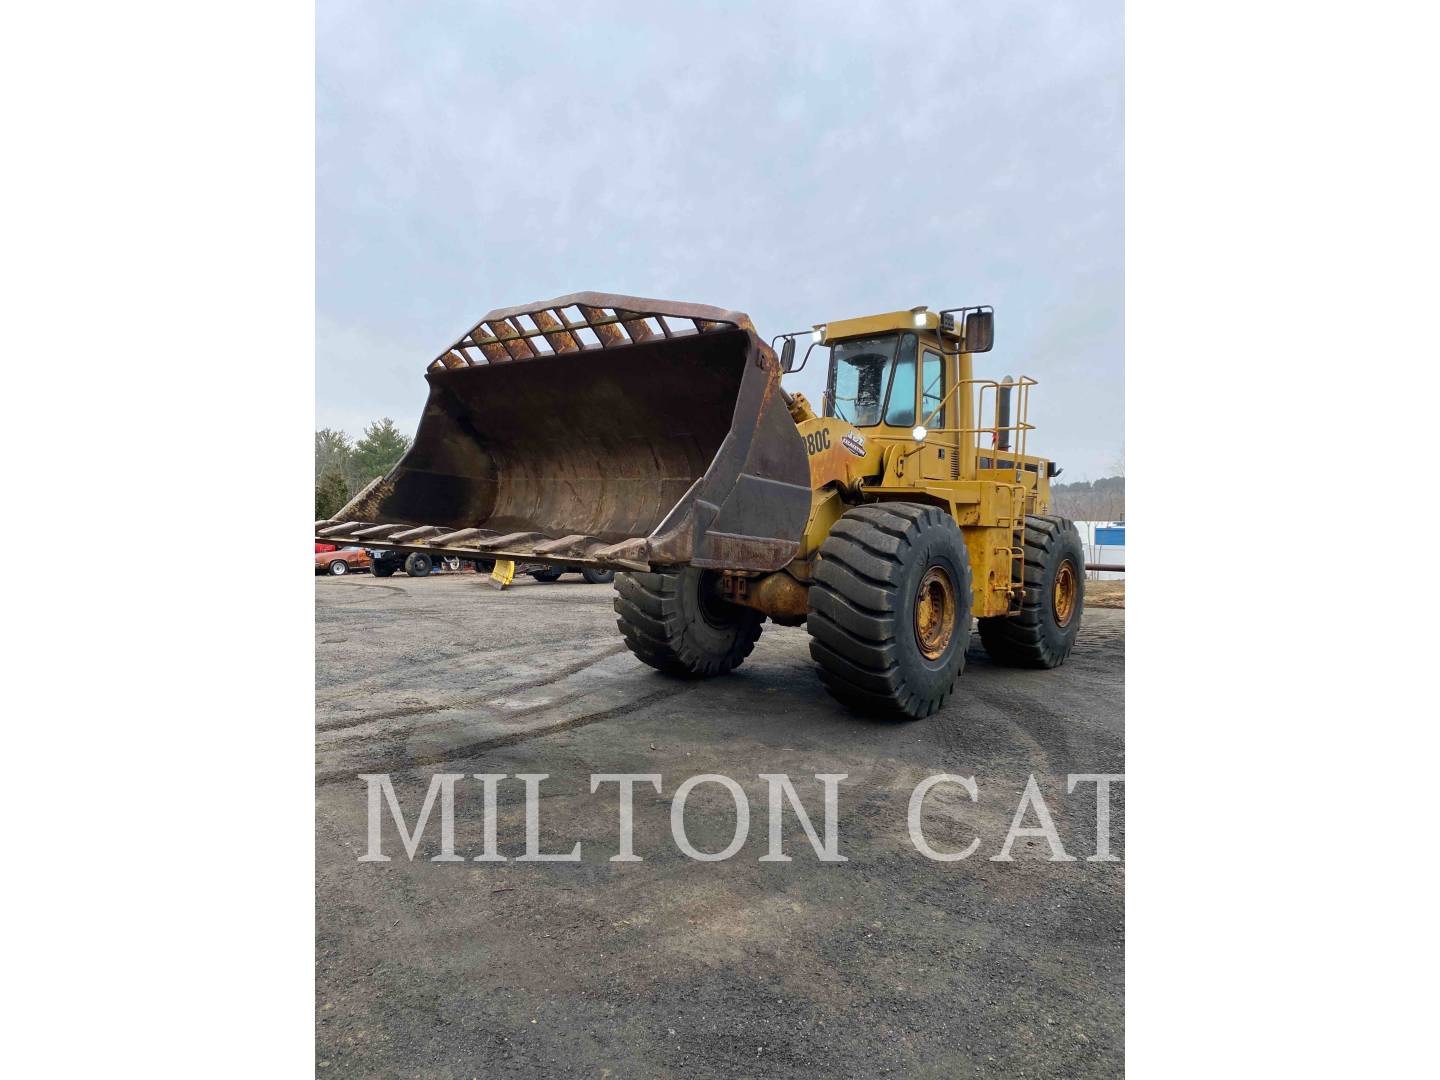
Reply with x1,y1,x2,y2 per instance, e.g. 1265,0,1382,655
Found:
841,431,866,457
803,428,832,456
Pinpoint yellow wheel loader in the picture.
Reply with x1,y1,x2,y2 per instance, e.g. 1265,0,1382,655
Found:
317,292,1084,719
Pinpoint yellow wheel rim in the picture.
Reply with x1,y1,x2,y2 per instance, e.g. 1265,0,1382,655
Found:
1054,559,1078,628
914,565,957,660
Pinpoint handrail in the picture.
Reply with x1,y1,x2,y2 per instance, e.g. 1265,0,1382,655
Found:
876,376,1039,485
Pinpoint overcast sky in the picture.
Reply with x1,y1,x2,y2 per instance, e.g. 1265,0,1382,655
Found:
318,0,1122,480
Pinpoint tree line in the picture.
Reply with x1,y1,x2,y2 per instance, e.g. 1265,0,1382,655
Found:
315,419,412,519
1051,475,1125,522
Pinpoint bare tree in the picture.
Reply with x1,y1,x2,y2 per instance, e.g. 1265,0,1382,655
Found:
1052,474,1124,522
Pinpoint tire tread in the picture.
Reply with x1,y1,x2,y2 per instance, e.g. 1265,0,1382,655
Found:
614,569,762,677
977,514,1084,669
807,501,972,719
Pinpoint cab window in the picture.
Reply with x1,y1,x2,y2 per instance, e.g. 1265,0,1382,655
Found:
825,332,919,427
827,334,895,426
920,349,944,425
884,344,917,427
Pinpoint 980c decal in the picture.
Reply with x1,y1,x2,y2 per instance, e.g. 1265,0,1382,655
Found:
804,428,867,457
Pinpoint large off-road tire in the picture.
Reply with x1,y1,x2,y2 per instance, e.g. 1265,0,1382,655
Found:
530,567,564,582
371,561,396,578
978,515,1085,669
327,560,349,576
404,553,432,578
581,568,615,585
615,568,763,677
807,502,973,720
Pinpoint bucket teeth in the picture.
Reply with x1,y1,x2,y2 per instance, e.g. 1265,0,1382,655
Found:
317,520,366,537
473,531,546,551
314,518,650,570
591,538,650,571
351,523,411,539
532,534,599,557
388,525,444,543
429,527,490,546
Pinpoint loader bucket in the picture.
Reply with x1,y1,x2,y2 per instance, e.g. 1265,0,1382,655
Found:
318,293,812,573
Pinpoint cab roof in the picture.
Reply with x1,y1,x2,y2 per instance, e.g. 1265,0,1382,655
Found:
819,308,958,343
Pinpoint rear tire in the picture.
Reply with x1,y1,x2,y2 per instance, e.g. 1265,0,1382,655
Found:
581,568,615,585
978,515,1084,668
615,568,763,677
807,502,972,720
328,560,348,576
404,553,432,577
372,561,395,578
530,567,564,582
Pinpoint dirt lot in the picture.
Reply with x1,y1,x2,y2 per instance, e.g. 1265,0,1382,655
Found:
1085,580,1125,609
317,573,1124,1077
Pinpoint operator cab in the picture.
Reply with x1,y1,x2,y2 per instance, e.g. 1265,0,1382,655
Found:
822,331,946,434
775,305,1027,486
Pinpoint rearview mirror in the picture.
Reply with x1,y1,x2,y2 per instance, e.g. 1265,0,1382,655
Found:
780,337,797,372
964,309,994,353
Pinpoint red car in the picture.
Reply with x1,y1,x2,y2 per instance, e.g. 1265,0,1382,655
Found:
316,546,371,576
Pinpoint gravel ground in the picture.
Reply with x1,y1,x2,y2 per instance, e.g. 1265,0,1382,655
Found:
317,572,1124,1077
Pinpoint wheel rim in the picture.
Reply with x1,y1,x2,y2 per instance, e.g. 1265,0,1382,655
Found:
1053,559,1078,627
695,571,737,629
914,565,957,660
331,562,345,574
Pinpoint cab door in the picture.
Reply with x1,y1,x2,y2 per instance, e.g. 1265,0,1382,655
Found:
918,344,956,482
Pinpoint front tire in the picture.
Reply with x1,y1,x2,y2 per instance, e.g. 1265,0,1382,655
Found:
372,561,396,578
615,568,763,677
404,553,432,578
328,560,348,576
978,515,1085,668
581,568,615,585
807,502,972,719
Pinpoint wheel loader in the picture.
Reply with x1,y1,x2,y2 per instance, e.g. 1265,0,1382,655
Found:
316,292,1084,719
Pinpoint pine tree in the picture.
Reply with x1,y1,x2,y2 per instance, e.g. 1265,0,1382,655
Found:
351,418,411,484
315,466,351,520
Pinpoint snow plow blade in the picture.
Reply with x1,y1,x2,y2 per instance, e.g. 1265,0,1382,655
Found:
316,293,812,573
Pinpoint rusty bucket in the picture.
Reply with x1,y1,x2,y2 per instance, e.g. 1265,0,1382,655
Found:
320,293,811,573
